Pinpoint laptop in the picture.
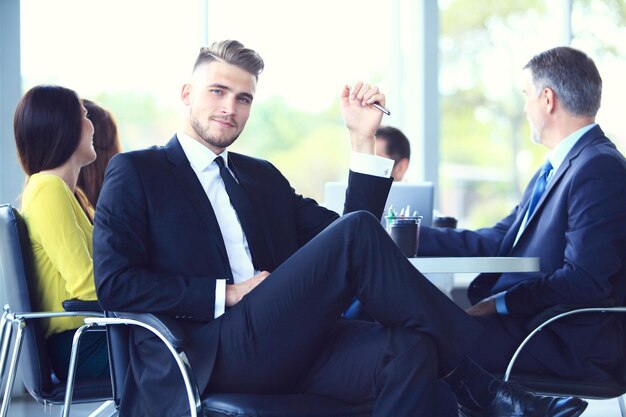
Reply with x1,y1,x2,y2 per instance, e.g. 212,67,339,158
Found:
323,181,434,227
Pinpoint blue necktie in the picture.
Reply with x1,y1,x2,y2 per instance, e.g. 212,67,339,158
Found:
215,156,272,271
526,160,553,219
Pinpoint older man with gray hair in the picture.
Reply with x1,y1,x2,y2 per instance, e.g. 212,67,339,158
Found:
421,46,626,415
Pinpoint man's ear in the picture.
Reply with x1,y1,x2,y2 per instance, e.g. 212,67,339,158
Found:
543,87,556,113
181,83,192,104
393,158,410,181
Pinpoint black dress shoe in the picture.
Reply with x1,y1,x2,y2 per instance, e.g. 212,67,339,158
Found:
458,382,588,417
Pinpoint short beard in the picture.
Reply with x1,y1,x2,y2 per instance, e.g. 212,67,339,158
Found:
190,114,241,150
530,130,541,145
528,120,544,145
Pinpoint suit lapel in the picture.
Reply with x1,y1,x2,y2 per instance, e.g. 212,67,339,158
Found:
518,126,604,240
500,208,527,255
164,136,230,266
227,153,277,269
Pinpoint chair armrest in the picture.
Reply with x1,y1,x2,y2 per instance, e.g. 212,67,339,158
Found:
505,304,626,381
83,314,201,417
112,312,185,348
62,299,103,313
525,298,615,331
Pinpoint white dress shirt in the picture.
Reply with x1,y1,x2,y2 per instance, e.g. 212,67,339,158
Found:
177,132,393,317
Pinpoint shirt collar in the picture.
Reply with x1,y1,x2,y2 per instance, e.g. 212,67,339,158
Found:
546,123,596,175
177,131,229,172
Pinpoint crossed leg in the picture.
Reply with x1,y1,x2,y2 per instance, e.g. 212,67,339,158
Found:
207,211,482,417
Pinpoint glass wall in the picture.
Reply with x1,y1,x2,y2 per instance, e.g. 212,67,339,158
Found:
19,0,394,202
571,0,626,151
205,0,395,200
18,0,624,225
20,0,202,152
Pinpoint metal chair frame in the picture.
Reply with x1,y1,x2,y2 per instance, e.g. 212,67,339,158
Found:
64,315,202,417
0,204,114,416
0,306,107,417
504,307,626,417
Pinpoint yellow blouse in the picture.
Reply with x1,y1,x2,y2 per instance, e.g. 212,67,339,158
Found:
21,173,97,338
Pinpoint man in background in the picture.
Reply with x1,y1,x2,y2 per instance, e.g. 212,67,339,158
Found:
375,125,411,181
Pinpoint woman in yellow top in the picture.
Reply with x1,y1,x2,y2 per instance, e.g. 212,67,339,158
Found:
13,85,108,381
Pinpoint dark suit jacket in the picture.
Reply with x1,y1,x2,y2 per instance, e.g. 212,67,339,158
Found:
93,135,392,416
419,125,626,380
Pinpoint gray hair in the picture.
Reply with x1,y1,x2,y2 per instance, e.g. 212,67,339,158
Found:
193,40,264,79
524,46,602,117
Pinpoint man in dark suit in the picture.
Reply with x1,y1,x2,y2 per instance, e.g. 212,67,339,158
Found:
420,46,626,388
93,40,585,417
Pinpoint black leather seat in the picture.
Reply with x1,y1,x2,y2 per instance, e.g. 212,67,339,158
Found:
0,204,112,417
503,305,626,417
76,309,373,416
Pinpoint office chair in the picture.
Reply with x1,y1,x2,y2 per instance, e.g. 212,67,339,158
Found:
503,305,626,417
67,309,373,417
0,204,113,417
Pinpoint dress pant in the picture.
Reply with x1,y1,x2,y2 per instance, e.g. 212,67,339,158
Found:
206,211,483,417
435,315,556,417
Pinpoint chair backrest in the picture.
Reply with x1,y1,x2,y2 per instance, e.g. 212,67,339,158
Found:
0,204,57,400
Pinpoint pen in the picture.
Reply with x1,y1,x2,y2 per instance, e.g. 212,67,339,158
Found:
346,86,391,116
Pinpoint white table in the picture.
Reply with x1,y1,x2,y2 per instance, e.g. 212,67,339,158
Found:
408,257,540,296
409,257,540,274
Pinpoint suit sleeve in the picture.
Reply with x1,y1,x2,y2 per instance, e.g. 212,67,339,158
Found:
93,154,216,320
505,154,626,316
291,170,393,247
418,207,519,257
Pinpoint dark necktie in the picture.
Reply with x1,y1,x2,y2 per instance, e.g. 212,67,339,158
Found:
215,156,272,271
526,160,553,219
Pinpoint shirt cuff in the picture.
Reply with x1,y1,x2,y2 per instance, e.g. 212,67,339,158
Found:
350,152,394,178
494,291,509,315
214,279,226,318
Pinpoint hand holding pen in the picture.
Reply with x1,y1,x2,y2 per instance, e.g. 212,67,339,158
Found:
346,85,390,115
340,82,390,154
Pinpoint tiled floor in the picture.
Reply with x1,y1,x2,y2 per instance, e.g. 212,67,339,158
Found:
2,394,622,416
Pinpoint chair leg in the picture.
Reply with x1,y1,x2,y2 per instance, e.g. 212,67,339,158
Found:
88,400,118,417
62,323,92,417
0,320,25,417
0,308,14,393
618,394,626,417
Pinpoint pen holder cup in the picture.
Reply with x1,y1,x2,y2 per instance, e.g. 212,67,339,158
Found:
387,216,422,258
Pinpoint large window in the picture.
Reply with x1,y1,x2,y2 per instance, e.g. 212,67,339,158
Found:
572,0,626,151
18,1,624,222
205,0,395,200
20,0,394,202
20,0,202,151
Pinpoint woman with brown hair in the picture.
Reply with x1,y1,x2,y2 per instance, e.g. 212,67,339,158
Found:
77,99,122,208
14,85,108,380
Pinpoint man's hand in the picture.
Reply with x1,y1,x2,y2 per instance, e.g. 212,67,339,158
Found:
466,296,497,316
225,271,270,307
340,82,386,154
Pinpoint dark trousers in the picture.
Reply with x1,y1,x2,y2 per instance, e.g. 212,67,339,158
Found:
436,315,553,417
206,211,483,417
47,329,109,381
